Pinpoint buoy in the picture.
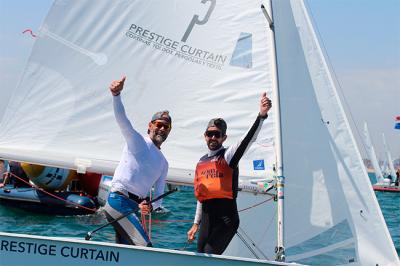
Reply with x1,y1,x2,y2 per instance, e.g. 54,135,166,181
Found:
20,163,76,190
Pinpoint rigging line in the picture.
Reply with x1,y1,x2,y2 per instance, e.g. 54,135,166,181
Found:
236,230,260,259
238,196,274,212
257,210,277,250
141,212,150,239
6,172,97,212
238,226,270,260
304,0,368,156
149,191,152,240
178,241,189,251
152,219,192,223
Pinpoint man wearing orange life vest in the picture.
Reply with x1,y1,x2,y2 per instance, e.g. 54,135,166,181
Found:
187,92,272,255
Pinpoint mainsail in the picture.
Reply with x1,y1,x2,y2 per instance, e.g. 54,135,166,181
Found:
0,0,398,265
0,0,276,182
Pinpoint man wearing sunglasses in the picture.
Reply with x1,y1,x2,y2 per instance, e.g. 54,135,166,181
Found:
187,92,271,255
104,76,171,247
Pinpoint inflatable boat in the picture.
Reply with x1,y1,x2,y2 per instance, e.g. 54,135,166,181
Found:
0,185,97,215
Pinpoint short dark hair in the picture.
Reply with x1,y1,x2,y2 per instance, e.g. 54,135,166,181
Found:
206,118,227,136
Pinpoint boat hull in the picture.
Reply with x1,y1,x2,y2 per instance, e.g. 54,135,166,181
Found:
0,232,297,266
0,186,97,215
373,185,400,193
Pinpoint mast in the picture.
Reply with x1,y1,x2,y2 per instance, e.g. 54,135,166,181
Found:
262,2,285,261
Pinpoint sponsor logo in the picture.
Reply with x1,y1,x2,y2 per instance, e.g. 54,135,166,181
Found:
125,23,226,70
181,0,216,42
125,1,227,72
201,168,224,178
124,2,253,70
253,160,265,170
0,239,119,263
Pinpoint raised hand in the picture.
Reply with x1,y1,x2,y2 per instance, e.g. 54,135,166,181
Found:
109,76,126,96
259,92,272,117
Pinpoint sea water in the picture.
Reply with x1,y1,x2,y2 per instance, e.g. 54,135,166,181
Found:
0,175,399,259
0,187,197,251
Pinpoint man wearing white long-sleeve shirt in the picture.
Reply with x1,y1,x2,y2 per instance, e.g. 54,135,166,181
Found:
104,76,171,246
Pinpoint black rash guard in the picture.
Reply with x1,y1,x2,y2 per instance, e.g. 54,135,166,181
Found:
195,114,267,254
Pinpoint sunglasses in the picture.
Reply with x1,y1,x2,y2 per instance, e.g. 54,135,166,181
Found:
152,121,171,130
205,130,222,138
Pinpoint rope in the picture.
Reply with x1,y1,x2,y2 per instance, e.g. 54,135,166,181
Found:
1,172,6,185
148,196,275,224
146,196,275,224
152,219,192,223
141,212,149,238
238,226,270,260
238,196,275,212
233,197,275,259
236,230,260,259
149,193,152,239
178,241,189,251
3,171,97,213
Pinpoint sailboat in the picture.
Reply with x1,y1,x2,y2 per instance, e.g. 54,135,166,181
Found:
363,123,389,184
376,135,400,192
363,123,400,193
382,133,398,182
0,0,398,265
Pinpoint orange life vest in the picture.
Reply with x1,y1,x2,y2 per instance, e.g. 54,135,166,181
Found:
194,150,234,202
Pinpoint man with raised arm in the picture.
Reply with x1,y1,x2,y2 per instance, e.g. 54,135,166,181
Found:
104,76,172,246
187,93,272,254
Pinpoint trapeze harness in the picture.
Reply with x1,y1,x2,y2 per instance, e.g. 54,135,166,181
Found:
104,95,168,246
193,114,266,255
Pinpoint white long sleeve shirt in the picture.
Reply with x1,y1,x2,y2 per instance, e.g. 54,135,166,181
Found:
110,95,168,208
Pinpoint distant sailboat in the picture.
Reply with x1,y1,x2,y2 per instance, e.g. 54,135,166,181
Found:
382,133,397,182
363,122,400,193
363,122,387,184
0,0,398,265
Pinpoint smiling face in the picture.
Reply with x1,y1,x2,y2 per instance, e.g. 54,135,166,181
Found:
148,119,171,148
204,126,227,151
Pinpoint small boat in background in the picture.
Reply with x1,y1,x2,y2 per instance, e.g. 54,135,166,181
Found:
372,185,400,193
362,123,400,193
0,161,102,215
0,185,97,215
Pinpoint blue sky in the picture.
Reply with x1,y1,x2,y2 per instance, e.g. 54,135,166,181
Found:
0,0,399,159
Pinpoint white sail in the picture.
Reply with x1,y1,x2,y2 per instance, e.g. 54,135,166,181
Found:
0,0,398,265
276,1,397,264
0,0,276,183
363,122,386,183
229,0,397,265
382,133,397,180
